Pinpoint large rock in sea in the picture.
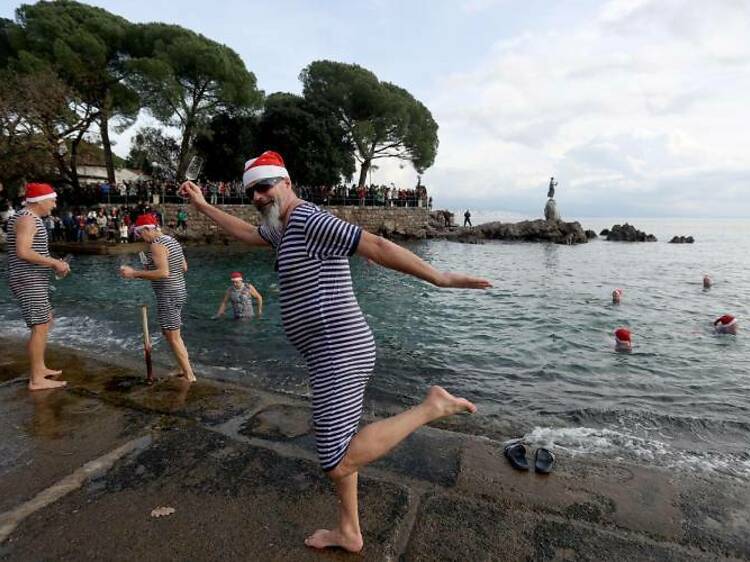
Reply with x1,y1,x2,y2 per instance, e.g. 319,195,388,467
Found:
669,235,695,244
429,210,454,229
474,219,588,245
544,199,560,221
605,223,657,242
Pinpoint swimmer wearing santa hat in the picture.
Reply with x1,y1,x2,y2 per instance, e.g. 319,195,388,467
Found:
614,327,632,352
713,314,737,335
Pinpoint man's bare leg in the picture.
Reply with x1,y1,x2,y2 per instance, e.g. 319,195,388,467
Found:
306,386,476,551
28,322,66,391
305,472,363,552
163,329,196,382
39,315,62,377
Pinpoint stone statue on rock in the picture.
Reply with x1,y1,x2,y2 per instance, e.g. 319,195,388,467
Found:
544,177,560,221
544,198,560,221
547,177,557,199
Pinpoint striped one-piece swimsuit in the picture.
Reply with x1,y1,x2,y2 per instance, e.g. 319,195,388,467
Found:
6,209,52,327
259,202,376,471
146,234,186,331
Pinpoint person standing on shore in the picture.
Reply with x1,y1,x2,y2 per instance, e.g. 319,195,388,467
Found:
179,150,490,553
463,209,472,227
6,183,70,391
213,271,263,319
119,214,196,382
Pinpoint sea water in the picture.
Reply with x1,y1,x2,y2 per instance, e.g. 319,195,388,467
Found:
1,217,748,479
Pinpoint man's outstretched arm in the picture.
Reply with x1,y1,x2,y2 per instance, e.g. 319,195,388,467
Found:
179,181,268,247
356,231,492,289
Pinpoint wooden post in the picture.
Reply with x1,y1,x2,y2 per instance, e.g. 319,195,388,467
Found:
141,304,154,383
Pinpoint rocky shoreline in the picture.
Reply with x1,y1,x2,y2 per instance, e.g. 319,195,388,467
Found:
426,210,590,245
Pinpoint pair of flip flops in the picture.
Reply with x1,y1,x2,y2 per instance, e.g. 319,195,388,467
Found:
504,442,555,473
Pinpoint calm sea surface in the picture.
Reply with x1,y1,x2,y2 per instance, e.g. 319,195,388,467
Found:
1,216,748,479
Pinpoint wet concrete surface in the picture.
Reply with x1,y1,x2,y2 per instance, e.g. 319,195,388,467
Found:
1,426,410,562
1,338,749,561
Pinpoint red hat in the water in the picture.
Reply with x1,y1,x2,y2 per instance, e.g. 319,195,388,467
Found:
230,272,243,280
614,328,631,344
24,183,57,204
714,314,737,328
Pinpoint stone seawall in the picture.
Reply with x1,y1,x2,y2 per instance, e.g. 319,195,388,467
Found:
160,204,431,241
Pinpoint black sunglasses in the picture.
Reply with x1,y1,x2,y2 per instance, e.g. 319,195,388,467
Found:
246,177,283,197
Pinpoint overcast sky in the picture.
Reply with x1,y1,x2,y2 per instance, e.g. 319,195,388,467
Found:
2,0,749,217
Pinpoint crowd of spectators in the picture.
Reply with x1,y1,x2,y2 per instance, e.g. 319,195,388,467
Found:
0,178,431,243
0,202,185,244
52,179,431,208
297,184,430,208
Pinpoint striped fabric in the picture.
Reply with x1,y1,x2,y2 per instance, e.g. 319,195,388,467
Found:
146,234,187,331
6,209,52,327
259,202,374,471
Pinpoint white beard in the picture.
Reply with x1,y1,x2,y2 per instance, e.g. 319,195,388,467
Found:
259,199,282,229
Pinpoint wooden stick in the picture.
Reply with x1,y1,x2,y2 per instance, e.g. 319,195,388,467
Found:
141,304,154,383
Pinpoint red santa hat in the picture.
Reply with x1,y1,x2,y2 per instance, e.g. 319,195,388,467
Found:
230,271,243,280
714,314,737,329
134,213,159,234
24,183,57,204
242,150,289,187
614,328,631,344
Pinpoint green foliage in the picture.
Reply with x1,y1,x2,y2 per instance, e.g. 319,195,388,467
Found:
0,69,78,189
194,112,258,182
125,127,180,178
125,22,263,178
255,93,355,186
195,93,355,186
8,1,141,183
300,60,439,186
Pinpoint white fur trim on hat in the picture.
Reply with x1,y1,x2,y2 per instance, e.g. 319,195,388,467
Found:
133,224,157,234
24,192,57,204
242,164,289,188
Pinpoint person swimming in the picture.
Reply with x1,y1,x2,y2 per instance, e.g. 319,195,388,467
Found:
612,288,623,304
713,314,737,335
614,327,632,352
703,275,713,289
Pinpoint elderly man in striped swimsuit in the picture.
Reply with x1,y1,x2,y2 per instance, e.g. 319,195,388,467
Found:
119,214,195,382
180,151,491,553
7,183,71,390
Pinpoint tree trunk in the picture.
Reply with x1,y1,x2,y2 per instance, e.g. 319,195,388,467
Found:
99,107,116,185
70,134,83,195
357,159,371,189
176,121,193,181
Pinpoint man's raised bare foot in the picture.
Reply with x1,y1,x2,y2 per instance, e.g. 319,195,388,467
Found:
304,528,363,553
29,378,67,391
424,385,477,418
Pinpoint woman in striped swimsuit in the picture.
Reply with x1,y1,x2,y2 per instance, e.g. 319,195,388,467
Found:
7,183,70,391
179,151,491,553
119,214,195,382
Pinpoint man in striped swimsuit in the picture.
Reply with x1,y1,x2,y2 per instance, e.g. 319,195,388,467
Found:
119,214,195,382
7,183,70,391
180,151,491,553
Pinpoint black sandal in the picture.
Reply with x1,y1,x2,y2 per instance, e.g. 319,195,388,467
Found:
504,442,529,471
534,447,555,474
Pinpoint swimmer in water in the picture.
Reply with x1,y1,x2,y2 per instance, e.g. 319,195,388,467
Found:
713,314,737,335
614,327,632,352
